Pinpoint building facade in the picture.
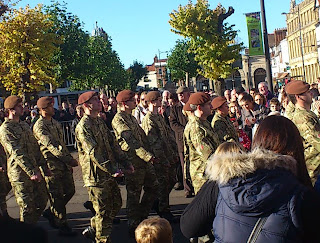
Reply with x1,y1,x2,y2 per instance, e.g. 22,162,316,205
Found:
286,0,319,83
137,56,168,90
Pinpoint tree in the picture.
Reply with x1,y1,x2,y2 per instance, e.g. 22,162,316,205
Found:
127,61,147,91
0,4,61,98
70,34,129,91
167,39,199,85
44,2,89,86
169,0,243,95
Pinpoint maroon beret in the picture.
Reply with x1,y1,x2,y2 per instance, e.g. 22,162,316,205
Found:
183,102,193,111
116,90,135,102
4,96,22,109
145,91,160,102
188,92,211,106
78,91,97,105
37,97,54,109
285,80,310,95
211,96,227,110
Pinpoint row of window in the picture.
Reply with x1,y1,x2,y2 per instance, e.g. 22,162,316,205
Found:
287,7,318,35
288,29,317,59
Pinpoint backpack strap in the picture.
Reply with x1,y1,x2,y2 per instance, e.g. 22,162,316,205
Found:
247,217,268,243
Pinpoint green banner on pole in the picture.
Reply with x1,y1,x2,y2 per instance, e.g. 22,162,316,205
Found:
245,12,264,56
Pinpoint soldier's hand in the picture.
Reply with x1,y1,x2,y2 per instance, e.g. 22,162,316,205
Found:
31,171,42,182
112,169,124,178
149,157,160,164
124,165,134,174
69,159,78,167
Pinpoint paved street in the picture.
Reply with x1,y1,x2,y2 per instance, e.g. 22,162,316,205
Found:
7,152,193,243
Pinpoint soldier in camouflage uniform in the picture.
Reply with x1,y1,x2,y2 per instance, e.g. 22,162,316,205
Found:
141,91,178,221
33,97,78,235
285,80,320,185
184,92,220,194
112,90,159,233
0,139,11,218
211,96,238,144
75,91,134,243
0,96,48,224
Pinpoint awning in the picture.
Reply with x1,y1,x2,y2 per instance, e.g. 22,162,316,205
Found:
276,72,289,79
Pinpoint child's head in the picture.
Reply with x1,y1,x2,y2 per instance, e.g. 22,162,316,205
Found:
269,97,281,112
230,117,239,131
135,218,173,243
214,141,244,155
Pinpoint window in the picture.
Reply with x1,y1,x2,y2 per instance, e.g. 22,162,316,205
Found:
158,68,162,75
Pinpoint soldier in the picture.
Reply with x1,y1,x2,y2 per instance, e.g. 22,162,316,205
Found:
33,97,78,235
75,91,134,243
0,96,48,224
141,91,178,221
112,90,159,234
211,96,238,144
184,92,219,194
285,80,320,185
0,141,11,218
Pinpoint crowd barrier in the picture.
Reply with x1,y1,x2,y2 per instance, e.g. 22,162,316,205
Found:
60,120,76,147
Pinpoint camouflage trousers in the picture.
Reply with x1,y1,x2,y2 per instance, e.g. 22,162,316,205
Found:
154,163,177,213
44,168,75,227
190,172,207,195
11,179,48,224
0,171,11,214
88,178,122,243
125,162,159,229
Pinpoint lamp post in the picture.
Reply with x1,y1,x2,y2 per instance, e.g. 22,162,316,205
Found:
282,5,306,81
158,50,169,88
260,0,274,93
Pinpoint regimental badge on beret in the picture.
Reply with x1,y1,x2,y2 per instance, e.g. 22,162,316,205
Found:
285,80,310,95
116,90,135,102
37,97,54,109
78,91,97,105
4,96,22,109
145,91,160,102
211,96,227,110
188,92,211,106
183,101,193,112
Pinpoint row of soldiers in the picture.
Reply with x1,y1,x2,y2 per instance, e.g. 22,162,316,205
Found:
0,90,181,243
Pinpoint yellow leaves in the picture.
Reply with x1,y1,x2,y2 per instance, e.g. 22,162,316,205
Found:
0,4,61,95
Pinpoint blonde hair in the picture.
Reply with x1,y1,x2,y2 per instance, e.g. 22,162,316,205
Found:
215,141,244,155
135,218,173,243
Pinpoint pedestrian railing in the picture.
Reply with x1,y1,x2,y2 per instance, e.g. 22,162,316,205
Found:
60,120,76,147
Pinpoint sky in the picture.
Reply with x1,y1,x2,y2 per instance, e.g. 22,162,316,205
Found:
16,0,303,68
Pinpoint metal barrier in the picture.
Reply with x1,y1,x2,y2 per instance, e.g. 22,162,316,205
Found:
60,120,76,147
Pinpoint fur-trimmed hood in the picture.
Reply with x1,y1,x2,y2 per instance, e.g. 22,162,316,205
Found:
206,148,298,185
206,148,302,216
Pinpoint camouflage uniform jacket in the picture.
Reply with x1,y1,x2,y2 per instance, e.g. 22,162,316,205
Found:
141,112,178,165
75,114,130,187
0,118,46,182
184,116,220,179
112,111,153,167
33,116,73,171
285,101,295,120
291,106,320,183
211,113,238,143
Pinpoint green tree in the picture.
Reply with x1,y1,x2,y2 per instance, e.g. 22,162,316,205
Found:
0,4,61,98
127,61,147,91
71,34,129,91
44,2,89,86
167,39,199,85
169,0,243,94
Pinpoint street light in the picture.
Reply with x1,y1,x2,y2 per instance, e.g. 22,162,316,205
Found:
282,5,306,81
158,50,169,88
